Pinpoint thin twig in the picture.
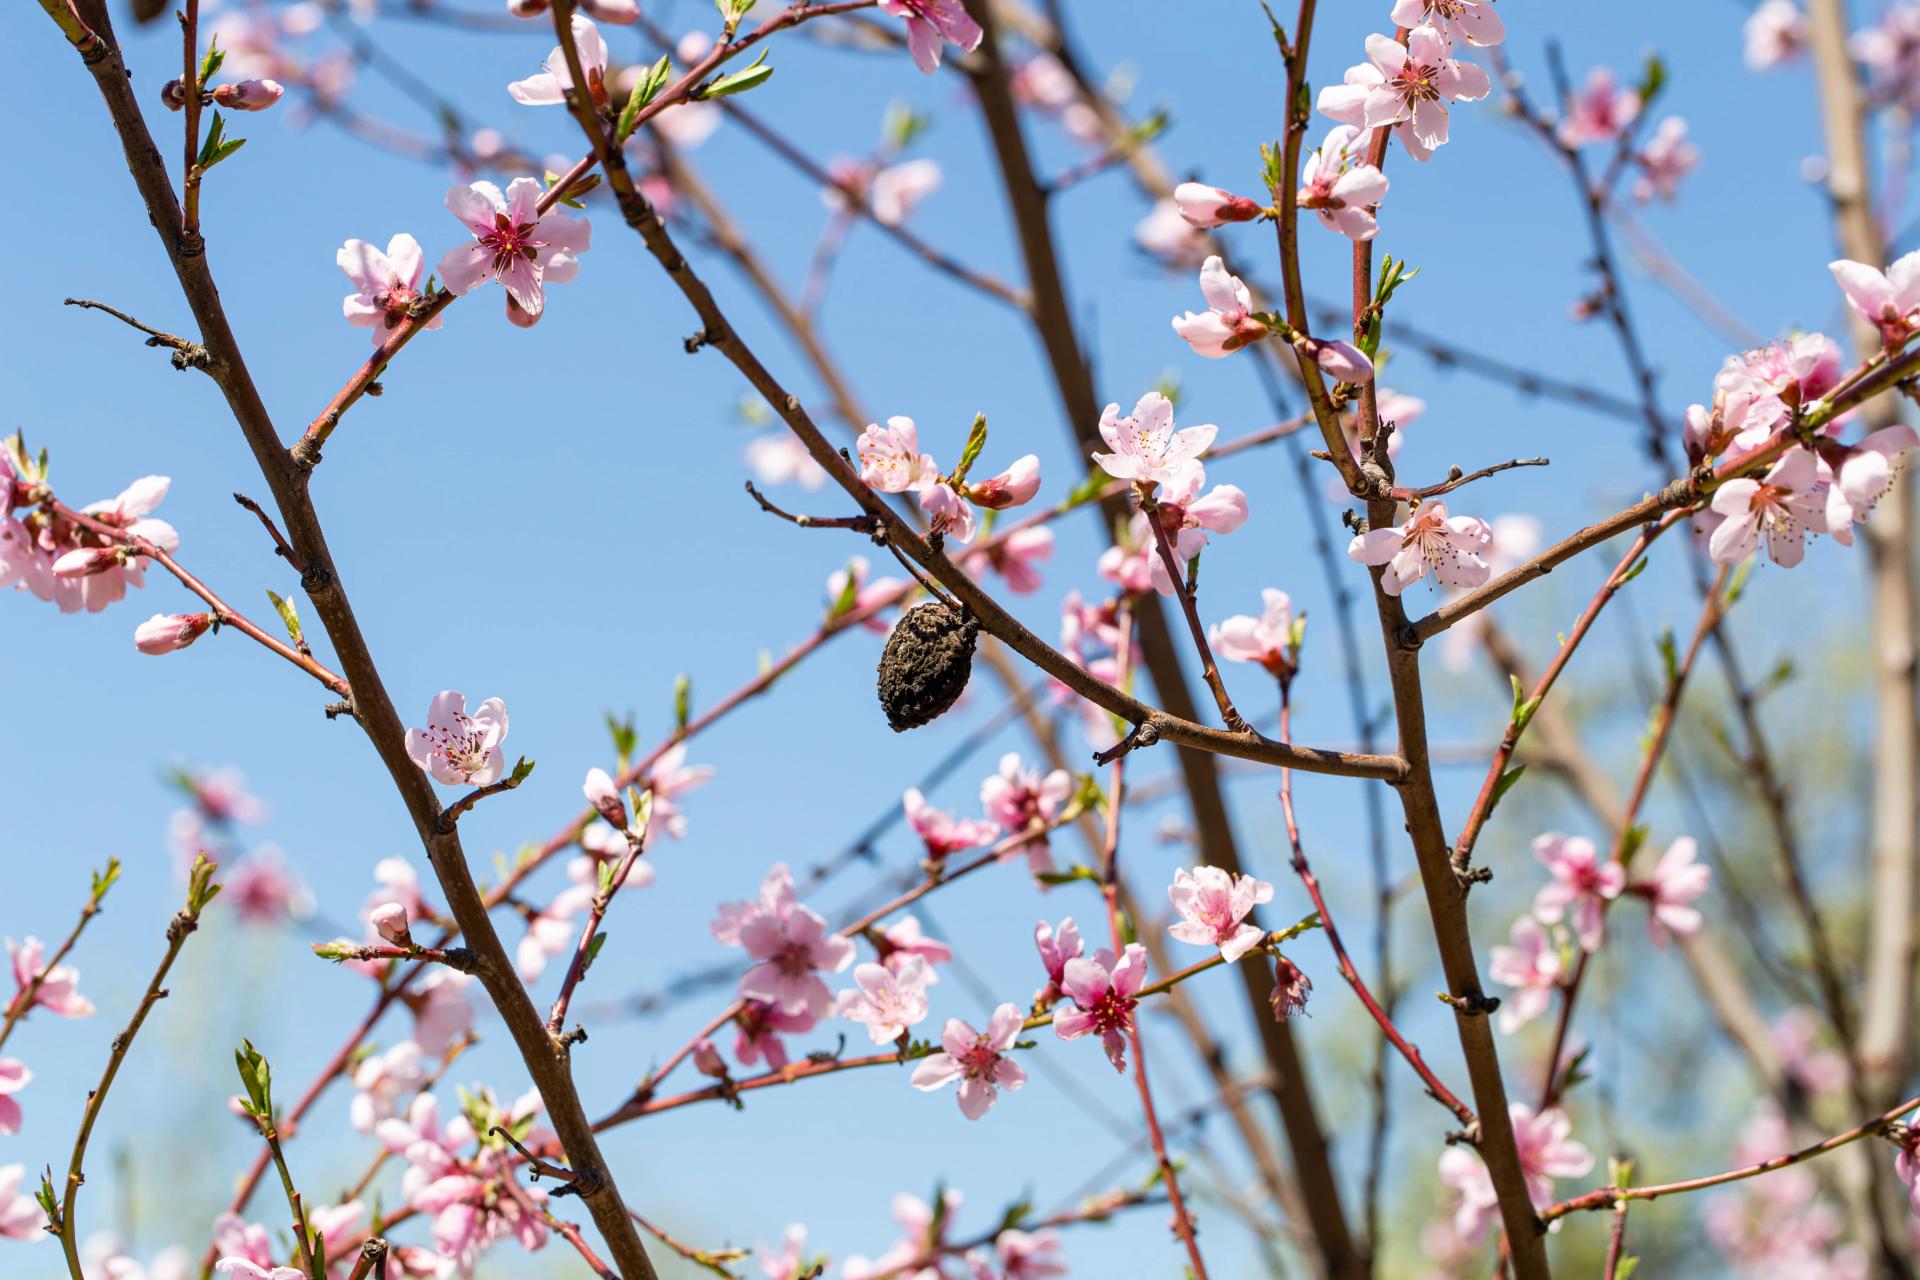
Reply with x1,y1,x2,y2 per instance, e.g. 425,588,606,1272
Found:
63,297,208,370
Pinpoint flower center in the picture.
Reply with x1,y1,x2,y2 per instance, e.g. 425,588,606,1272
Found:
479,214,540,277
1087,987,1137,1036
425,714,488,775
959,1037,1001,1079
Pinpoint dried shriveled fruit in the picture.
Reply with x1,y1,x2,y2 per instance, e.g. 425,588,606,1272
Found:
876,601,978,732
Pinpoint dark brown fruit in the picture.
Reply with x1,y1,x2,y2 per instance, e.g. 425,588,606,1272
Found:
876,602,979,732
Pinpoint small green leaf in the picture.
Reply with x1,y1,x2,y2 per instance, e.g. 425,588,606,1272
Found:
1615,556,1649,586
616,55,672,144
1724,557,1755,606
199,36,225,84
196,112,247,171
508,756,536,786
266,589,303,646
91,857,122,904
311,940,358,963
952,413,988,484
583,932,609,972
673,673,692,731
606,711,638,763
1657,627,1678,687
1492,764,1528,806
1636,53,1667,108
1257,0,1288,51
1034,865,1100,886
703,52,772,99
827,562,861,619
1615,1256,1640,1280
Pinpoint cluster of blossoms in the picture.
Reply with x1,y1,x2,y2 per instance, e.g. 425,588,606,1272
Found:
855,415,1042,544
1090,391,1248,596
835,1188,1067,1280
1437,1103,1594,1244
164,765,313,925
1709,1106,1870,1277
0,439,182,622
1,935,96,1142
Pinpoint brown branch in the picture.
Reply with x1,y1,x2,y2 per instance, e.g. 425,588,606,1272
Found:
63,297,208,370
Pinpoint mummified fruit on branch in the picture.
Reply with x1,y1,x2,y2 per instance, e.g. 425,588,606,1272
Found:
877,602,979,732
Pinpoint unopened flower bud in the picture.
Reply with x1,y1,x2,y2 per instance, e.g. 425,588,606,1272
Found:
1173,181,1264,228
966,454,1042,510
579,0,638,23
692,1038,727,1079
370,902,413,947
583,767,629,830
1302,337,1375,385
506,0,550,16
53,547,122,579
211,79,285,112
160,78,189,111
134,611,213,654
1269,954,1313,1021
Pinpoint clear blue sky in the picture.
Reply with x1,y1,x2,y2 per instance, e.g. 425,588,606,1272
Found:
0,0,1885,1275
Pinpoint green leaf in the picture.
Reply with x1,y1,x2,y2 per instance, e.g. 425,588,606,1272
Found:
673,673,692,731
616,55,672,143
1034,865,1100,886
1636,52,1667,108
196,111,247,171
1656,627,1678,687
1615,555,1649,587
311,940,357,963
91,857,122,904
266,589,303,647
1491,764,1528,806
1620,823,1649,865
1723,557,1755,606
1259,140,1285,197
703,52,773,99
606,711,638,763
1615,1257,1640,1280
199,36,225,85
583,931,609,972
953,413,988,484
1057,467,1112,512
1257,0,1288,51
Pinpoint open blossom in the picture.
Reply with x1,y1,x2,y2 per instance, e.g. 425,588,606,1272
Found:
223,847,314,924
1135,466,1249,596
875,917,952,977
733,998,816,1071
405,690,509,785
836,956,933,1043
964,525,1054,595
1033,917,1083,994
879,0,982,74
8,935,93,1019
0,1059,29,1134
1634,117,1699,204
1167,865,1274,963
746,433,826,490
349,1040,425,1132
1822,425,1919,538
1488,916,1563,1034
1746,0,1807,69
507,14,609,107
0,1165,38,1240
135,611,213,654
1211,588,1296,679
903,788,997,857
1635,836,1710,947
826,556,905,633
404,969,474,1055
1438,1104,1592,1243
1390,0,1504,46
1134,199,1207,267
911,1003,1029,1119
214,1263,303,1279
1173,181,1263,228
843,1189,963,1280
1055,944,1148,1072
856,416,937,494
50,475,180,614
1557,66,1641,148
1348,501,1492,595
1172,256,1271,358
757,1224,814,1280
918,480,975,543
827,157,943,227
1708,447,1827,567
712,864,855,1017
338,234,440,348
1850,4,1920,110
437,178,590,328
1298,125,1388,241
1831,252,1920,346
981,753,1072,875
1092,391,1215,489
1531,833,1625,953
1318,27,1491,160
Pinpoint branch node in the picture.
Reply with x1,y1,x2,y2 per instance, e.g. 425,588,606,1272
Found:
1437,990,1501,1018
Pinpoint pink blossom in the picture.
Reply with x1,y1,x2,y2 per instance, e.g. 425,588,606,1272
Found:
1716,335,1843,450
1210,588,1296,678
1390,0,1504,46
693,1038,728,1078
713,864,855,1017
308,1201,365,1261
1708,447,1827,567
1488,916,1563,1034
363,856,436,927
61,475,180,614
964,525,1054,594
1773,1007,1851,1098
1033,917,1084,992
1134,200,1207,267
349,1040,425,1132
0,1058,29,1135
857,416,937,494
757,1224,813,1280
995,1228,1066,1279
213,1263,303,1280
733,999,816,1071
8,935,94,1019
639,743,713,846
1850,5,1920,110
1298,125,1389,241
210,79,284,111
1438,1103,1592,1243
1167,865,1275,963
911,1003,1029,1119
1171,256,1271,358
134,611,213,654
980,753,1072,875
582,766,628,830
903,788,997,857
1134,467,1250,596
746,433,826,490
1831,251,1920,346
875,916,952,976
437,178,591,327
1822,425,1918,539
1634,117,1699,203
507,14,609,108
0,1164,38,1240
1557,67,1641,148
1634,836,1710,947
370,902,412,946
211,1208,273,1260
918,479,977,544
836,957,933,1043
405,690,509,786
1172,182,1264,228
1317,27,1492,160
1303,336,1376,383
878,0,982,74
843,1189,963,1280
966,454,1042,510
1054,943,1148,1072
828,158,943,226
1347,501,1492,595
826,556,906,632
223,848,314,924
1531,833,1625,953
1746,0,1807,69
338,234,441,347
1091,391,1215,489
403,970,474,1055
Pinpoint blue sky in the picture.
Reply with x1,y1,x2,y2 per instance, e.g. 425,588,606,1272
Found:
0,0,1894,1275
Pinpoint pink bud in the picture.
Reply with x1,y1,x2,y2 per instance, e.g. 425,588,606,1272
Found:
211,79,285,112
53,547,121,578
579,0,638,23
134,611,214,654
1304,338,1375,385
583,767,629,830
506,0,550,15
1173,181,1264,229
967,454,1042,510
370,902,413,947
692,1038,727,1079
161,79,189,111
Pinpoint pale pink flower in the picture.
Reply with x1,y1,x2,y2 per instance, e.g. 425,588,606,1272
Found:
1531,833,1625,953
210,78,284,111
1488,916,1563,1034
879,0,982,74
507,14,609,108
1390,0,1504,46
1438,1103,1592,1243
370,902,412,946
746,433,826,490
1135,467,1250,596
1831,251,1920,346
1347,501,1492,595
0,1058,29,1135
1634,117,1699,203
980,753,1072,875
308,1201,365,1262
363,857,436,927
733,999,816,1071
651,100,721,150
1303,336,1376,383
1172,181,1263,228
1746,0,1807,70
875,917,952,977
0,1164,39,1240
402,970,474,1055
134,611,213,654
918,479,977,543
1033,917,1084,991
1716,335,1843,451
1211,588,1295,678
964,525,1054,594
903,788,997,858
1298,125,1389,241
1171,256,1271,358
995,1228,1066,1279
641,744,712,845
757,1224,812,1280
437,178,590,327
8,935,94,1019
223,847,314,924
1134,200,1207,267
63,475,180,613
338,233,440,348
581,766,628,831
1635,836,1709,947
349,1040,425,1132
405,690,509,786
911,1003,1028,1119
842,1189,962,1280
827,158,943,226
856,416,938,494
1167,865,1274,963
1822,425,1919,539
714,864,855,1017
213,1263,303,1280
966,454,1042,510
1318,27,1492,160
1773,1007,1851,1098
836,956,933,1043
180,766,266,826
516,901,581,982
1557,67,1641,148
692,1038,727,1078
1091,391,1215,489
1850,5,1920,110
1708,447,1827,567
578,0,637,22
826,556,906,633
1054,944,1148,1072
